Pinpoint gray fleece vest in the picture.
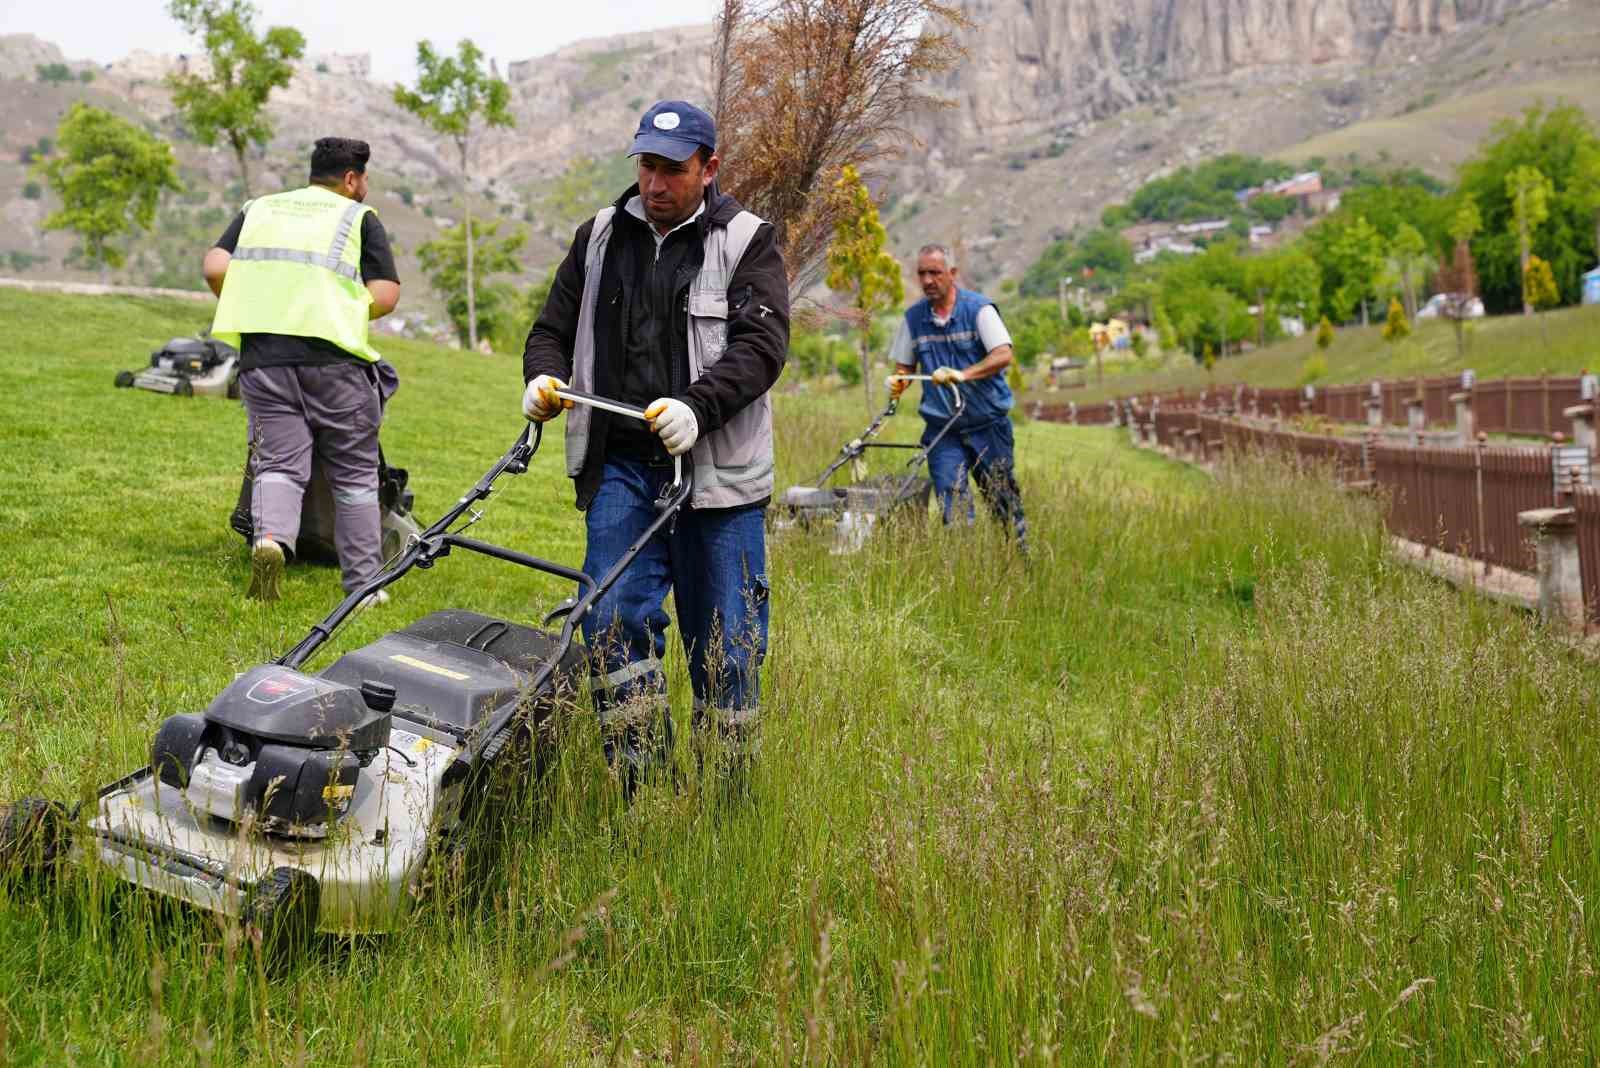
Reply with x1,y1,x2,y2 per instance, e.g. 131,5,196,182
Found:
566,205,771,510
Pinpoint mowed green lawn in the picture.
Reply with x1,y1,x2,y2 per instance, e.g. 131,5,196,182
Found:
1,288,1598,1064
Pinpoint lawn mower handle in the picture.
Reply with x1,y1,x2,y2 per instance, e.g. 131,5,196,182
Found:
552,386,685,498
803,375,967,489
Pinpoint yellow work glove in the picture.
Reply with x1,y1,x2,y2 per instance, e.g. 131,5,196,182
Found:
887,374,911,399
522,375,571,422
644,397,700,455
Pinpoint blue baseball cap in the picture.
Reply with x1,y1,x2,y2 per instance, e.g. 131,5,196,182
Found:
628,100,716,162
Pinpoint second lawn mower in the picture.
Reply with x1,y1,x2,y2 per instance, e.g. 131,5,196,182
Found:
777,373,963,553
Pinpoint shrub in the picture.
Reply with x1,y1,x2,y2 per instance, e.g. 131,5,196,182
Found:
1381,296,1410,342
1298,353,1328,385
22,181,42,200
835,351,861,386
1315,315,1335,350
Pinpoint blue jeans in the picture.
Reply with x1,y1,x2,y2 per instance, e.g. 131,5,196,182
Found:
922,417,1028,548
581,459,769,759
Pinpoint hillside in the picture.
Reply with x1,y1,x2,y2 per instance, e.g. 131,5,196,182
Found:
1038,301,1600,406
885,0,1600,286
3,0,1600,318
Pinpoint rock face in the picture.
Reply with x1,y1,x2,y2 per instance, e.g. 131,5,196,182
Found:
924,0,1539,144
0,34,70,81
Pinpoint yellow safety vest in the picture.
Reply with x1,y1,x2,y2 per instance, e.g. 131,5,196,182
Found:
212,185,382,363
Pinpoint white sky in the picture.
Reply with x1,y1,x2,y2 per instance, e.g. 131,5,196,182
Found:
0,0,713,83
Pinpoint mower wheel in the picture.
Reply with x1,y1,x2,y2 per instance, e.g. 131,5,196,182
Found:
0,798,70,882
242,866,319,967
114,371,135,388
174,379,194,398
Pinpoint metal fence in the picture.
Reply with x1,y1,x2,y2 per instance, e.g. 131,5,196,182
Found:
1371,445,1553,572
1033,371,1593,437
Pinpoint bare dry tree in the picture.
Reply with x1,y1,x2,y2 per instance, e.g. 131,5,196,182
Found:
710,0,967,288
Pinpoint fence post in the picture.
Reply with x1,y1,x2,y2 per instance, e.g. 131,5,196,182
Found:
1565,402,1596,456
1407,396,1427,446
1518,506,1583,632
1451,389,1474,446
1475,432,1487,576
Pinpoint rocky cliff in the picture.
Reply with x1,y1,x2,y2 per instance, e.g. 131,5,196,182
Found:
923,0,1541,144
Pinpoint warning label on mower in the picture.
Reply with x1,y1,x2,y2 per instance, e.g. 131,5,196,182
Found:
389,654,470,681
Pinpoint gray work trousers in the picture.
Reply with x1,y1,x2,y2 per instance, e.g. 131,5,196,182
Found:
239,363,382,592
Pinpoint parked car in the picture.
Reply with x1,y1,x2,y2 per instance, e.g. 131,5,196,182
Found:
1417,293,1486,320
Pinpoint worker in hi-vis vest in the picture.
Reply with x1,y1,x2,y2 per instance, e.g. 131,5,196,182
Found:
205,137,402,605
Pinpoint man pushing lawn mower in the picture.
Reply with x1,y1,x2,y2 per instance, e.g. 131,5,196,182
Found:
888,243,1028,555
521,100,789,797
204,137,402,607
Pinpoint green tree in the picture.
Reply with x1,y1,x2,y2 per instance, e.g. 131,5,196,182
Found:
1315,316,1335,351
395,39,515,353
1505,164,1553,315
1449,195,1482,248
1571,142,1600,261
1455,104,1600,312
824,165,903,410
1387,223,1433,321
416,219,527,351
36,103,181,278
166,0,305,199
1381,296,1410,343
1324,216,1388,324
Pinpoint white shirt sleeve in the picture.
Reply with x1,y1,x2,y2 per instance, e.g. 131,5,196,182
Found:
976,305,1012,353
888,320,914,368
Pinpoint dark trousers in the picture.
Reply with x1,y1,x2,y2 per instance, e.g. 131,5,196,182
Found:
922,416,1029,548
239,363,382,591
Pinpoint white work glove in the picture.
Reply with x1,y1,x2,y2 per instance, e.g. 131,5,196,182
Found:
931,366,967,386
644,397,699,456
522,375,571,422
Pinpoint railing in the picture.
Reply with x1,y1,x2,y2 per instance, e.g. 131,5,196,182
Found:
1032,371,1594,438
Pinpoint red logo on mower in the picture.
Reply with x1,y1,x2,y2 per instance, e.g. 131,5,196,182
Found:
244,673,314,704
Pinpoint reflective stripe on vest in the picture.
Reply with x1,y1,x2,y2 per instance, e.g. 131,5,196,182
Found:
210,187,380,363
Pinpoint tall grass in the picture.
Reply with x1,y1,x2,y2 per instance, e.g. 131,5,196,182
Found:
1,289,1597,1062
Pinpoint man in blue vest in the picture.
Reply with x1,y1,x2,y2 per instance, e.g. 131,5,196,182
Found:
889,244,1028,552
521,101,790,798
205,137,401,604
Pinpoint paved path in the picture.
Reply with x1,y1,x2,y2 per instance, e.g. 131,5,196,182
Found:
0,277,211,302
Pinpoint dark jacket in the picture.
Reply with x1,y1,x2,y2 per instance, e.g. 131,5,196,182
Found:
522,183,790,509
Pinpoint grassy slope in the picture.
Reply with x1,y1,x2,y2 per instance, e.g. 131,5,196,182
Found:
2,289,1598,1062
1278,72,1600,178
1043,302,1600,406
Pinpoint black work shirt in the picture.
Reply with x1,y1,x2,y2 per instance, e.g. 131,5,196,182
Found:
214,206,399,371
609,211,700,458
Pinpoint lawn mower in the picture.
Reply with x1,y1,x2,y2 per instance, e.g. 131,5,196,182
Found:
114,334,240,399
0,391,690,959
777,373,963,553
228,447,424,569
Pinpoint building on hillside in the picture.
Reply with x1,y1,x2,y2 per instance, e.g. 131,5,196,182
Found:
1090,318,1131,350
1267,172,1323,198
1134,237,1202,264
1175,219,1231,237
1248,224,1275,246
